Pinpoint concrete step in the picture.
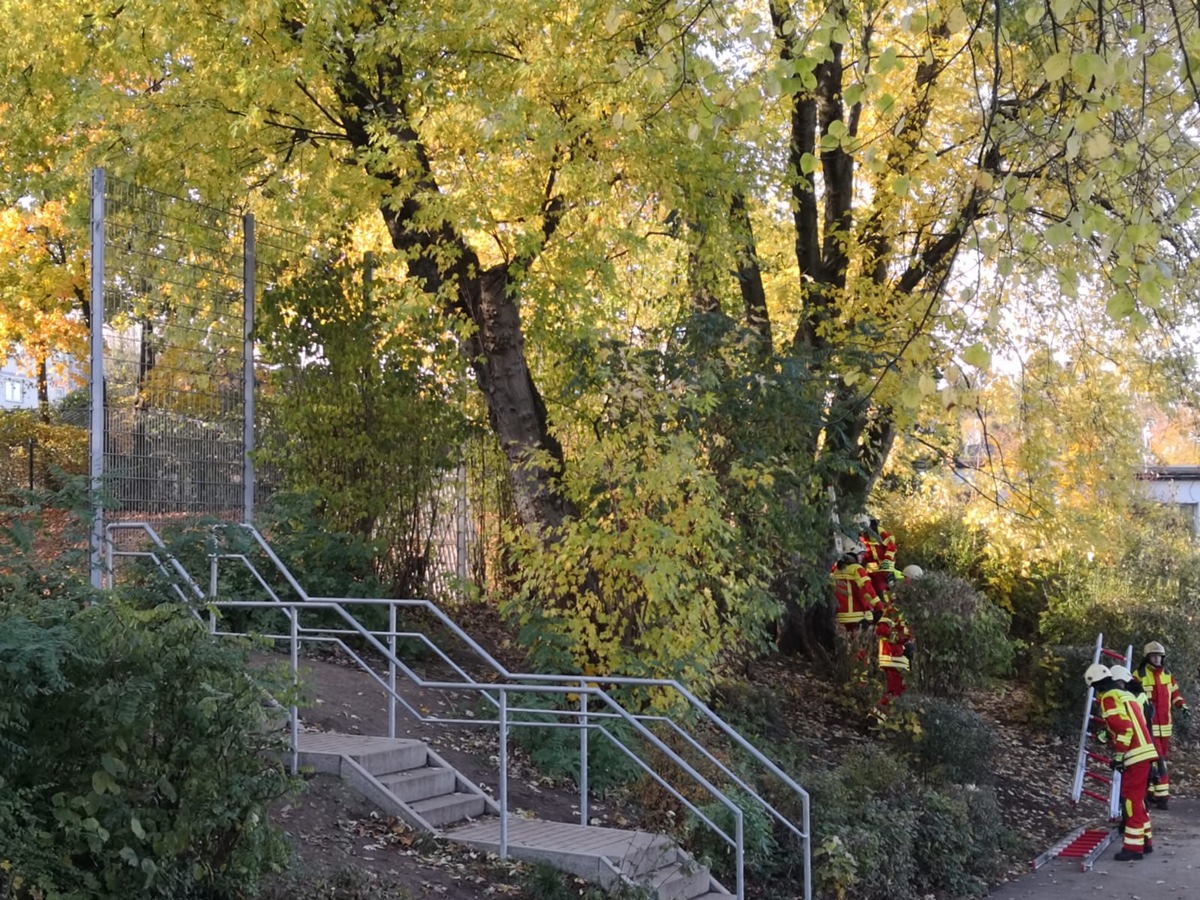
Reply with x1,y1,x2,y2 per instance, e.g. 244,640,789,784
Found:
409,791,487,827
689,893,734,900
296,734,428,777
378,765,457,803
645,861,714,900
617,837,683,879
349,741,428,776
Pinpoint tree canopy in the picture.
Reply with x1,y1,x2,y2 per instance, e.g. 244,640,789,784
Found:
4,0,1200,671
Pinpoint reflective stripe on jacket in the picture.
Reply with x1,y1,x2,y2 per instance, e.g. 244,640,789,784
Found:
876,604,912,671
1138,664,1185,737
831,563,879,625
1098,687,1159,767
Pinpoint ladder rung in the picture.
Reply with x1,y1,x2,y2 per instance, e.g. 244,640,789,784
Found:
1080,788,1109,803
1084,770,1112,785
1100,647,1126,661
1086,750,1113,764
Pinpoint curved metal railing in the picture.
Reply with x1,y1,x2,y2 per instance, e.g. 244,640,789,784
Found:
105,520,813,900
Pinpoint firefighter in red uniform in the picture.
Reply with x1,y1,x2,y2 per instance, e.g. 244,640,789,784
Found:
875,597,913,710
831,544,881,633
1085,663,1159,860
1137,640,1190,809
858,517,896,604
870,517,897,572
831,544,882,686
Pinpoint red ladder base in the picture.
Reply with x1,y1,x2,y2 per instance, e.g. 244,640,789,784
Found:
1031,826,1118,872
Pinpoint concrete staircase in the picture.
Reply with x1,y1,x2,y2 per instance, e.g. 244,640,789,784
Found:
296,732,494,831
296,732,733,899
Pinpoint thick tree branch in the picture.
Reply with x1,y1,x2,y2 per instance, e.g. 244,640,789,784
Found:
730,192,772,352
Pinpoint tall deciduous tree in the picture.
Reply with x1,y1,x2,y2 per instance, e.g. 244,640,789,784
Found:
0,201,88,419
4,0,1200,660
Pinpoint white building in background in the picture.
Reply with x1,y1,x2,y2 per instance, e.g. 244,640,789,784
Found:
0,353,77,411
1137,466,1200,535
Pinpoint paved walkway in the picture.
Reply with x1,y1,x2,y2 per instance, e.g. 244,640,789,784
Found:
990,799,1200,900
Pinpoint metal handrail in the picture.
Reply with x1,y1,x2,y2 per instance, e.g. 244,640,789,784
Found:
206,598,745,897
104,522,206,602
109,520,813,899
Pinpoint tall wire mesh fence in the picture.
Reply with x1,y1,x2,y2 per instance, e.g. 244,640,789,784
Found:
93,176,249,523
88,171,505,600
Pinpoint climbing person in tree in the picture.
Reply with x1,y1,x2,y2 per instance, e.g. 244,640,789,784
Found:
1085,663,1158,861
830,541,882,689
1136,640,1190,809
857,515,896,605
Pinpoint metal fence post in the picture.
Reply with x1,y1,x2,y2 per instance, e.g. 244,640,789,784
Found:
242,214,256,525
736,810,745,900
456,464,467,591
89,168,106,590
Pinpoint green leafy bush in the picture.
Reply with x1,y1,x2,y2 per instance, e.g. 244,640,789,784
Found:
0,480,96,610
1034,528,1200,733
895,572,1014,695
877,487,1050,638
686,790,779,882
1024,644,1098,736
746,742,1010,900
884,695,997,786
505,693,640,795
0,594,295,899
912,784,1006,898
804,747,920,900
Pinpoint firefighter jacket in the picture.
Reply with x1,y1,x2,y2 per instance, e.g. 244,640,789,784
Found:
859,533,882,572
1124,681,1154,727
875,602,912,671
860,529,897,574
877,529,897,571
831,561,880,627
1137,664,1187,738
1097,687,1159,767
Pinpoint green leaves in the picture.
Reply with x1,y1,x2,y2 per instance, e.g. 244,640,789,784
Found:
961,343,991,371
0,590,295,899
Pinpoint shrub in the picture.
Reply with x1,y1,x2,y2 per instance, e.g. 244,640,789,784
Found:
0,594,295,899
877,486,1051,638
751,743,1012,900
912,784,1006,897
505,693,641,795
895,572,1014,696
686,791,780,882
884,694,997,786
1024,644,1099,736
804,747,920,900
1036,533,1200,735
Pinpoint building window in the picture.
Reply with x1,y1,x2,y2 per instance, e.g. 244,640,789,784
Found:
3,380,22,403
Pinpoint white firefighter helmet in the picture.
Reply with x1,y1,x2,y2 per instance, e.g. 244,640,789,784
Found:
834,534,859,556
902,564,924,580
1084,663,1112,686
1144,641,1166,657
1109,664,1133,683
